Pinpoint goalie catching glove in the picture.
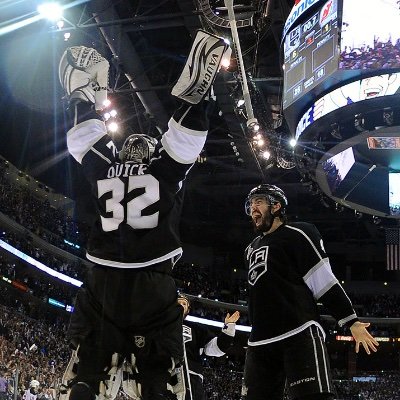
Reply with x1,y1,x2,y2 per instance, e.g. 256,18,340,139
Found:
59,46,109,110
171,30,231,104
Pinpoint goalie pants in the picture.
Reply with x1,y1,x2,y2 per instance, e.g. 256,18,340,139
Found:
243,325,335,400
67,260,183,398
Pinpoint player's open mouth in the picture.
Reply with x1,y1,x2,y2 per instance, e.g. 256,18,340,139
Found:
253,214,262,224
364,88,381,98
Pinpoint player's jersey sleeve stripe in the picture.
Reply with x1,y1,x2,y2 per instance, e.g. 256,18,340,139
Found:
91,146,112,164
338,313,358,327
161,118,207,164
303,258,338,299
67,119,108,164
286,225,323,259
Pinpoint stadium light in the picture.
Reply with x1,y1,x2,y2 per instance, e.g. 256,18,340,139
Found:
37,3,63,21
262,150,271,160
108,122,118,132
221,57,231,68
110,109,117,118
289,138,297,147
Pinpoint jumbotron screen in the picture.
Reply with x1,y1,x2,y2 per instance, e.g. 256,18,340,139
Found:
340,0,400,71
283,0,339,109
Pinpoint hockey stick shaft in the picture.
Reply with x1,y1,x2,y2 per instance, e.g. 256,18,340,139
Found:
224,0,258,128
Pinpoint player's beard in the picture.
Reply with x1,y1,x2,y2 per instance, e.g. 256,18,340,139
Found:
252,209,274,233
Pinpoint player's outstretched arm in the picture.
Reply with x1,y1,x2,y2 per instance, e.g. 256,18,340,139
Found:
350,321,379,355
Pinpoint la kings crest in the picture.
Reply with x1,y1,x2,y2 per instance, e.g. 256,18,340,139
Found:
183,324,192,343
247,245,269,286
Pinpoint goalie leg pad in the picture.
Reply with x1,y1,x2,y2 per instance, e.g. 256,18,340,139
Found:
98,353,123,400
172,30,229,104
59,348,80,400
167,358,186,400
121,354,141,400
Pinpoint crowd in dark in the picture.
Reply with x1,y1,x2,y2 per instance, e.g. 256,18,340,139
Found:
0,303,69,400
340,39,400,70
0,161,89,259
1,159,400,398
334,372,400,400
1,291,400,400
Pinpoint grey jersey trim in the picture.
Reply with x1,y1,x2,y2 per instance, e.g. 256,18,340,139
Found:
248,320,325,346
86,247,182,268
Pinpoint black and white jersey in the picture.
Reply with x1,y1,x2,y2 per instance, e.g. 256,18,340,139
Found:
245,222,357,346
182,320,235,379
67,117,207,268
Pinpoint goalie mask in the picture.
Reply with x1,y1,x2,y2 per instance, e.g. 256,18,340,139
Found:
120,134,158,164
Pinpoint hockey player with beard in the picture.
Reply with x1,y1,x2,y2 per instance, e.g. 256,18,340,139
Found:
177,295,240,400
242,184,379,400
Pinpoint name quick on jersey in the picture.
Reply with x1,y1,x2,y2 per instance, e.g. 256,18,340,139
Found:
107,163,148,179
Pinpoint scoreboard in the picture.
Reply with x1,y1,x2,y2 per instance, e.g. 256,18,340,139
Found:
282,0,339,110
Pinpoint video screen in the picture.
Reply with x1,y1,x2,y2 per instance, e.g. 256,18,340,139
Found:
389,172,400,216
296,72,400,140
367,137,400,150
340,0,400,70
283,0,339,109
322,147,355,193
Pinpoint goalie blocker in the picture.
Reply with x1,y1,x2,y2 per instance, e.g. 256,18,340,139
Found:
171,30,230,104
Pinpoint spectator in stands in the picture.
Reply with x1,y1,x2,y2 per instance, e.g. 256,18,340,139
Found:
22,380,40,400
0,371,8,400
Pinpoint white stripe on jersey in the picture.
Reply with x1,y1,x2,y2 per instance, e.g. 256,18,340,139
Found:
161,118,207,164
310,326,323,392
91,146,112,164
338,313,358,327
303,258,338,300
285,225,323,259
86,247,182,268
248,320,325,346
316,327,332,392
67,119,107,164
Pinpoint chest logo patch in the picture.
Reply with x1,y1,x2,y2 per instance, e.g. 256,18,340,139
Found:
248,246,268,286
183,324,192,343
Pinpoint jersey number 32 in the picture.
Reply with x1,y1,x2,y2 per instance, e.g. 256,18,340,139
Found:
97,175,160,231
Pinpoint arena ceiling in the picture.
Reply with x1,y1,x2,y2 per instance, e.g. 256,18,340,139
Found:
0,0,392,274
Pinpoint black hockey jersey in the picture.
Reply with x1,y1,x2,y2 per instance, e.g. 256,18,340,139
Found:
67,118,207,268
182,320,235,377
244,222,358,345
